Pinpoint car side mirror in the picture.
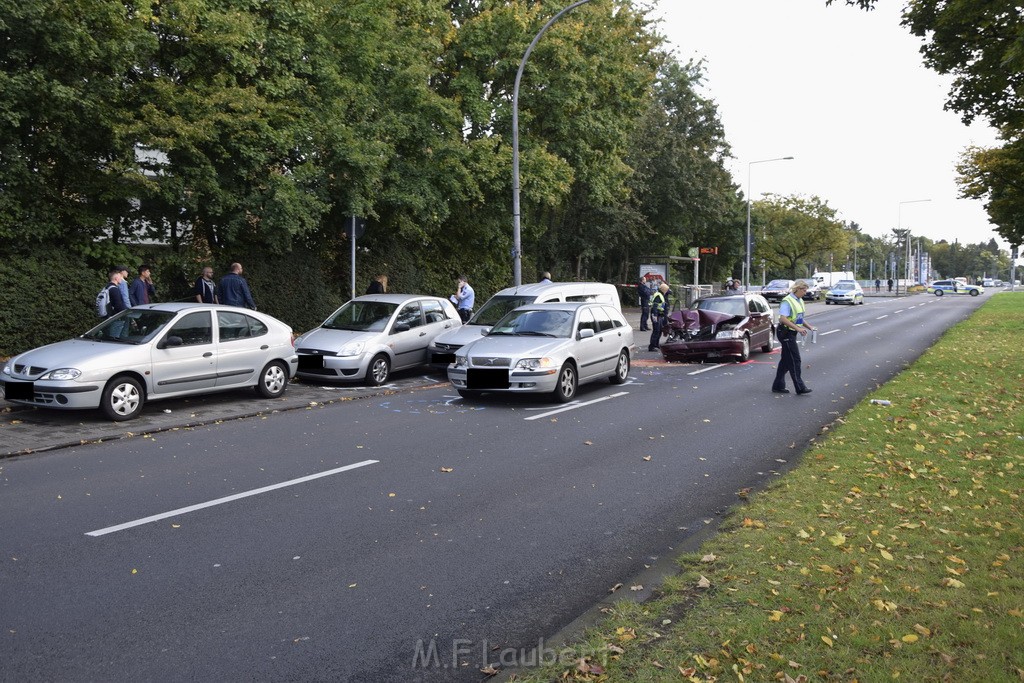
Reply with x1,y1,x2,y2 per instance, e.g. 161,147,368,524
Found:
393,323,411,333
578,328,596,339
159,335,183,349
480,327,491,335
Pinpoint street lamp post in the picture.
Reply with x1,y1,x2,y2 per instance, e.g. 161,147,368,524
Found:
745,156,794,289
512,0,594,287
896,199,931,295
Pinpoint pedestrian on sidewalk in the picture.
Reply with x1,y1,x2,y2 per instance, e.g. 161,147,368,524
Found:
220,262,256,309
637,278,652,331
874,278,881,293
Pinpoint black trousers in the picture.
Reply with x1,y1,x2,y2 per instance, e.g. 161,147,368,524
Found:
458,308,472,323
773,331,807,392
639,304,650,331
649,315,664,351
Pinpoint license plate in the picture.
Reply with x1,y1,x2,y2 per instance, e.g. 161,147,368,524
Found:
432,352,455,365
298,355,324,370
467,368,510,389
4,381,34,400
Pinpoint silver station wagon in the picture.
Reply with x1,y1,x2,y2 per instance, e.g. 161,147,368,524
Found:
447,302,634,402
0,303,298,421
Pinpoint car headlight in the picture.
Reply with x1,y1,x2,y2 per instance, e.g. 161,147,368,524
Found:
337,341,365,357
1,363,10,375
41,368,82,381
454,354,468,367
515,357,556,371
715,330,742,339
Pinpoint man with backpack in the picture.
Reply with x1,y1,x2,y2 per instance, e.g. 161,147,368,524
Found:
96,267,128,318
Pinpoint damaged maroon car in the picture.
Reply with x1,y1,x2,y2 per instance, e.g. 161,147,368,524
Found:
660,293,775,362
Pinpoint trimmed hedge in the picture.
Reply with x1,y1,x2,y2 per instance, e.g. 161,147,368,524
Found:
0,248,107,357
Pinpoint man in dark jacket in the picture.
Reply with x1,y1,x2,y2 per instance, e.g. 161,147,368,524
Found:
129,264,156,306
104,267,128,317
638,279,652,331
219,262,256,309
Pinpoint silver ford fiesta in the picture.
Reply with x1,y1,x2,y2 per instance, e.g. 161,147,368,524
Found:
0,303,298,421
447,302,634,402
294,294,461,386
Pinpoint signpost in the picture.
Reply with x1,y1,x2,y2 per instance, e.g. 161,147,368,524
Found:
344,216,367,300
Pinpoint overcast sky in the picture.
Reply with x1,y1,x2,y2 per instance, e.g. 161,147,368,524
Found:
653,0,1009,252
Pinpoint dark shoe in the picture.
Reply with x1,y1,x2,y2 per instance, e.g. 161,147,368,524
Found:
771,388,790,394
648,347,659,352
796,388,813,395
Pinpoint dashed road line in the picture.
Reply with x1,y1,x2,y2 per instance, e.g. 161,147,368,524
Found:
86,460,380,537
876,315,889,319
524,392,630,421
853,321,869,327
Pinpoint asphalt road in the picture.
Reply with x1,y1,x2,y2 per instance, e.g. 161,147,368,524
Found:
0,293,990,682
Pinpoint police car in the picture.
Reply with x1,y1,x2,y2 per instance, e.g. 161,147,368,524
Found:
926,279,984,297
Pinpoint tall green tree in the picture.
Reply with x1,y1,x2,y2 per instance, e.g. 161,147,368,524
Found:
753,194,848,279
0,0,149,245
956,140,1024,247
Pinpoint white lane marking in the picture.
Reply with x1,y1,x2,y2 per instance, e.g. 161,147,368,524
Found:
820,329,840,336
895,309,904,314
853,321,869,327
876,315,889,320
86,460,380,537
524,392,629,421
687,364,727,376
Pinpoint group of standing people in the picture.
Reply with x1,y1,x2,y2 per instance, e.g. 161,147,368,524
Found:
99,262,257,319
101,264,156,317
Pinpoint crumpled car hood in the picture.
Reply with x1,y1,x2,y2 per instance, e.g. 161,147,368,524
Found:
669,309,736,330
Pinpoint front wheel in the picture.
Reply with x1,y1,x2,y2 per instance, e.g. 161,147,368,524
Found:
553,363,577,403
609,350,629,384
255,361,288,398
101,375,144,421
934,290,944,297
366,354,391,386
969,289,979,297
825,300,832,305
737,335,751,362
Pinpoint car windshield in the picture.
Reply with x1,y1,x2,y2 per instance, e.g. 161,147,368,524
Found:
488,309,574,338
693,298,747,316
469,295,536,326
81,309,176,344
765,280,790,289
833,283,856,291
322,301,397,332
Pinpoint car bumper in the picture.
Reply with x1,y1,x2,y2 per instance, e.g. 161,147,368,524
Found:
295,353,370,381
659,339,745,361
826,296,859,303
447,366,560,394
0,377,102,409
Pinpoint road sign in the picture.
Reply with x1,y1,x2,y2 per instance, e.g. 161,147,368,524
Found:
699,247,718,255
342,219,366,242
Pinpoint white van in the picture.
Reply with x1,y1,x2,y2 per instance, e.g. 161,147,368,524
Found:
810,271,855,289
428,282,620,365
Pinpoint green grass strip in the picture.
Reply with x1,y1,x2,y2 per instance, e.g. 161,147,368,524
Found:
518,292,1024,682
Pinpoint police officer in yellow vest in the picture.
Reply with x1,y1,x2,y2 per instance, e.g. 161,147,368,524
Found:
772,280,815,395
648,282,670,352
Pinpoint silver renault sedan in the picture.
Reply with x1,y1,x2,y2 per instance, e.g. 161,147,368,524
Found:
0,303,298,420
294,294,461,385
447,302,634,402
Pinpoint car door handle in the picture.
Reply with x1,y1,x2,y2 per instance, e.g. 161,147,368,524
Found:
203,352,213,358
261,345,269,350
419,331,427,337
